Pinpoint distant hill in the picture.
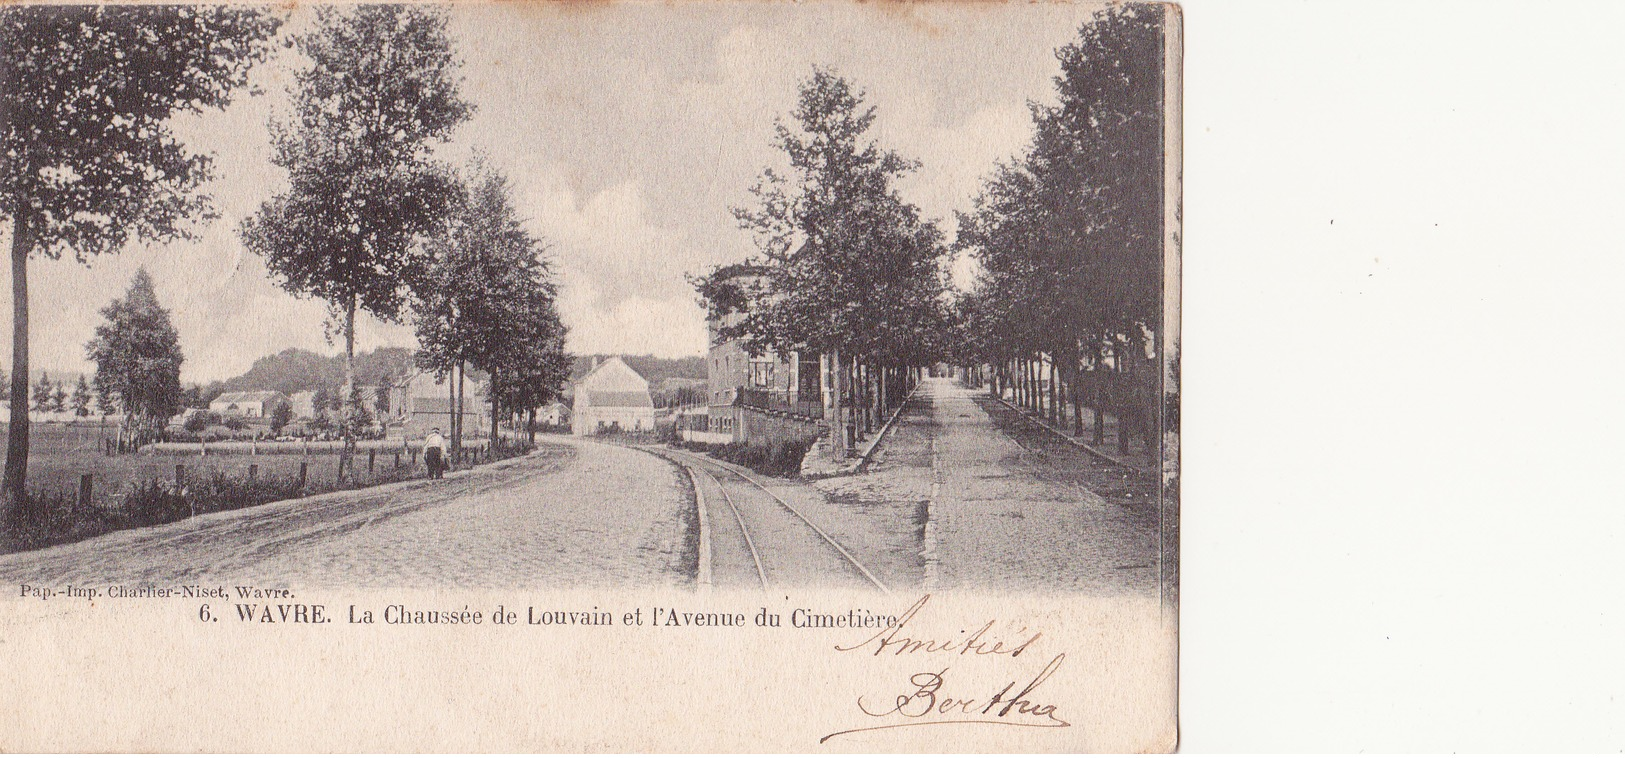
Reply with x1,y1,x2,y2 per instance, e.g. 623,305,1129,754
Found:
570,354,705,386
204,347,416,399
194,348,704,407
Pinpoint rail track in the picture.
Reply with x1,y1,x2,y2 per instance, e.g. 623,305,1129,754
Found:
659,448,889,593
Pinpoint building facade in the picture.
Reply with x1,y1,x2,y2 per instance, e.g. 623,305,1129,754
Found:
209,391,289,418
396,371,487,438
572,357,655,435
705,309,820,441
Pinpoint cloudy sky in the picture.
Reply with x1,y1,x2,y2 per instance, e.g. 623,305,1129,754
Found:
5,2,1103,383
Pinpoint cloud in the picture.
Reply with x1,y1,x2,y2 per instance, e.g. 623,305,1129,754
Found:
558,278,707,358
4,3,1099,382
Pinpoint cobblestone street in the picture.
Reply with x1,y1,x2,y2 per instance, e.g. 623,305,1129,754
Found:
0,438,696,590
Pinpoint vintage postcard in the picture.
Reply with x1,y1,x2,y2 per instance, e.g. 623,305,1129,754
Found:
0,1,1181,751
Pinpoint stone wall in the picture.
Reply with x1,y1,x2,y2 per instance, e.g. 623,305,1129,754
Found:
738,405,823,447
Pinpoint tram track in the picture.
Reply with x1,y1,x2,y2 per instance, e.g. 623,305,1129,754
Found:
656,447,890,593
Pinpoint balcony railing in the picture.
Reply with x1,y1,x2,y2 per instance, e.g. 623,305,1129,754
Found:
734,386,823,420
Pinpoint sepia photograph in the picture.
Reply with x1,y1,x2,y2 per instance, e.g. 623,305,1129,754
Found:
0,1,1179,751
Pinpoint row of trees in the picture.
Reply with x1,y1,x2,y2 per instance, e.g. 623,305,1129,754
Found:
697,69,951,461
696,8,1170,463
241,6,570,475
950,5,1170,453
2,5,571,501
20,374,95,417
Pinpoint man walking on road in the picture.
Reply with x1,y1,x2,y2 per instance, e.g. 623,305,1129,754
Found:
424,427,448,479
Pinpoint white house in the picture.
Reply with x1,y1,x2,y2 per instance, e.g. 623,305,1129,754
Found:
290,390,317,420
537,402,571,427
209,391,289,418
572,357,655,435
396,371,486,438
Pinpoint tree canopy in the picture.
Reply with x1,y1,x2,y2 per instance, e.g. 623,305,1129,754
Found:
241,4,472,324
1,4,281,501
954,5,1166,367
84,268,185,431
413,164,571,443
708,68,950,367
241,4,472,469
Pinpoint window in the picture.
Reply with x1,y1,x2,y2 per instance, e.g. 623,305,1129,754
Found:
749,360,775,388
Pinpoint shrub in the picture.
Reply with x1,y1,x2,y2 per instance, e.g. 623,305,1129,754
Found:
0,438,539,554
674,436,817,478
1,490,116,551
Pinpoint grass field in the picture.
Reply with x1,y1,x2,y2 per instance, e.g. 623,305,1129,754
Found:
2,422,441,507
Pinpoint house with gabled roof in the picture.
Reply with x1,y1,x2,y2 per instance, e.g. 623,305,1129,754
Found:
208,390,289,418
572,356,654,435
395,370,486,438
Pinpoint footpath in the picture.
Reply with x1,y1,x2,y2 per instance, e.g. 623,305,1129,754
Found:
823,377,1160,595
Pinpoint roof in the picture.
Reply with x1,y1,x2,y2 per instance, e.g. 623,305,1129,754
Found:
578,357,650,392
585,390,654,408
212,391,287,404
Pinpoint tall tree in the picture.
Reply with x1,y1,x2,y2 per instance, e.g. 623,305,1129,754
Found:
242,5,472,477
30,372,51,414
72,374,92,416
715,68,949,460
92,376,114,420
413,164,569,453
49,381,67,413
85,268,185,438
953,5,1166,442
0,5,280,501
268,400,293,435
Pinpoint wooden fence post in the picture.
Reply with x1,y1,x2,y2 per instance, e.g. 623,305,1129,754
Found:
297,461,308,490
78,474,92,509
368,449,376,472
394,451,401,469
248,463,258,481
175,464,185,486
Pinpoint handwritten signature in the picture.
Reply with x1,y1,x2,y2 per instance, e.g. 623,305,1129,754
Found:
820,653,1071,743
822,594,1068,743
833,594,1042,658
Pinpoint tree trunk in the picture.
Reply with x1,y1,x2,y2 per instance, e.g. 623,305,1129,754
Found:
4,215,31,504
862,362,873,433
1034,356,1043,414
454,361,465,465
851,357,861,439
489,369,500,453
825,349,847,462
1024,357,1033,410
1071,361,1086,436
527,407,536,445
878,365,888,423
339,294,357,482
1017,358,1025,408
1053,356,1066,426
